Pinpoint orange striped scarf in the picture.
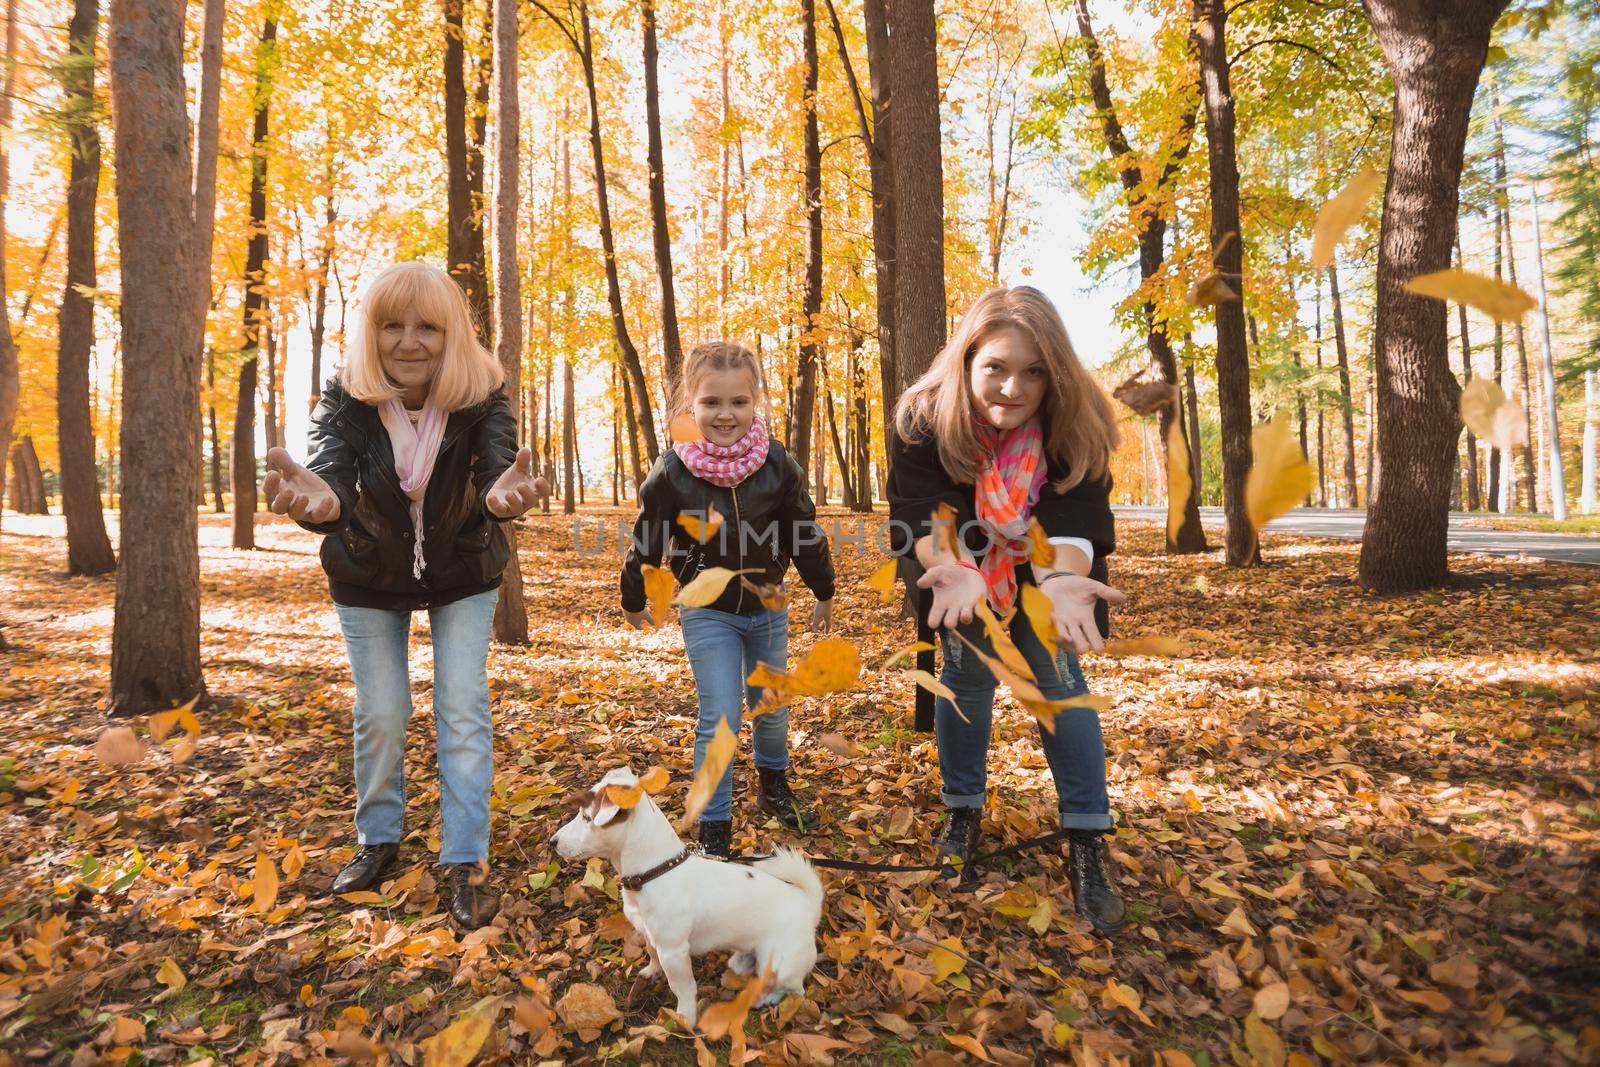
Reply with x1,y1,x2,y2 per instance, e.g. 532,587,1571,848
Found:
973,418,1046,614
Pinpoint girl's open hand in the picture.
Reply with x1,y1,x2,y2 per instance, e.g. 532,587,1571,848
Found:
262,448,340,524
809,599,833,634
917,562,987,630
623,608,656,630
1041,574,1126,654
486,448,540,519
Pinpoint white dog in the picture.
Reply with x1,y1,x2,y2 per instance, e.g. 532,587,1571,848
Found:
551,767,824,1026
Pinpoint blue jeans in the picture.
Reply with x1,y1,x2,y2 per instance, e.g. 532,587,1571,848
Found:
335,588,498,863
679,605,790,823
936,610,1112,830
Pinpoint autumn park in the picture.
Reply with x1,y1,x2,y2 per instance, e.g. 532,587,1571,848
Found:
1,0,1598,1059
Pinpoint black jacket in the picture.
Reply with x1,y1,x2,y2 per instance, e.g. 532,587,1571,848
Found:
620,443,836,616
298,378,519,611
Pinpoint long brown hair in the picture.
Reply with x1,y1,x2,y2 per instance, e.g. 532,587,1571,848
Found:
893,286,1119,490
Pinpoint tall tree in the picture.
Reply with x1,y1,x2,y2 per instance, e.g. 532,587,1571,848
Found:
308,152,335,406
108,0,205,713
1193,0,1254,566
1358,0,1509,593
196,0,224,515
0,0,19,553
55,0,115,574
444,0,491,342
490,0,528,643
641,0,683,400
1528,183,1567,520
1492,93,1535,510
231,7,278,550
1455,241,1480,510
791,0,823,472
1326,265,1359,506
888,0,945,384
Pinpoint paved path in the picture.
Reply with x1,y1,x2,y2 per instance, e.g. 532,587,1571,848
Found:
1113,506,1600,567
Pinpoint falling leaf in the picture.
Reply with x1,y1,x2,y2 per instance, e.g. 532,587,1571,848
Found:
881,640,936,668
603,767,668,810
1404,268,1536,323
866,558,899,601
931,501,960,559
1019,584,1058,652
419,1013,493,1067
1112,374,1178,416
669,412,702,443
155,957,187,997
698,967,770,1039
748,639,863,715
739,577,789,612
149,695,202,744
1459,378,1529,449
951,630,1073,734
252,852,280,914
555,982,621,1034
1101,636,1187,657
973,602,1034,680
1166,418,1192,545
676,567,757,607
1101,977,1153,1025
816,732,859,757
641,565,675,627
1243,1012,1286,1067
1310,167,1383,269
677,506,724,544
681,718,738,825
1186,272,1237,306
907,669,957,704
1025,519,1055,567
1246,417,1315,534
929,937,967,983
1253,981,1290,1020
94,726,147,768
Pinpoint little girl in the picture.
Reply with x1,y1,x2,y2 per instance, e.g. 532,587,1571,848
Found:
620,341,836,858
886,285,1128,936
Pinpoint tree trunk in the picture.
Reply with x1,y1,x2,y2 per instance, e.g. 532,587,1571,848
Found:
57,0,115,573
8,437,43,512
263,303,280,450
1528,183,1567,520
0,0,19,548
231,8,277,551
888,0,944,385
1491,89,1535,511
490,0,527,644
642,0,684,401
192,0,224,520
1358,0,1507,593
792,0,823,473
1327,263,1359,507
309,161,334,405
1314,276,1327,506
562,359,576,515
620,360,643,488
861,0,898,448
1580,367,1596,515
108,0,205,713
1193,0,1253,566
1488,195,1504,510
444,0,491,343
1185,360,1203,503
1454,241,1479,510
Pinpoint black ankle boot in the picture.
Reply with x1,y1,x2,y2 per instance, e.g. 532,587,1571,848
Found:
756,767,812,832
935,808,982,879
330,843,398,895
1067,830,1126,937
698,820,732,859
444,863,498,929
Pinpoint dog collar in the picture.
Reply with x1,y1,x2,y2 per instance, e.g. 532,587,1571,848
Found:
618,847,692,892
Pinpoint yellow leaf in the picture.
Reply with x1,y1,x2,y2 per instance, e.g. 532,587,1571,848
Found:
817,732,859,757
676,567,756,607
1101,636,1187,657
681,718,738,825
1217,904,1258,939
881,640,936,668
1100,977,1153,1025
1246,417,1315,533
104,1016,144,1045
1310,167,1383,269
907,669,956,703
639,766,670,793
748,640,863,715
641,565,674,628
1253,981,1290,1020
946,1033,993,1061
1404,268,1536,323
1459,378,1529,449
973,601,1034,681
252,852,280,914
1243,1012,1286,1067
155,957,186,996
149,695,202,744
1025,518,1055,567
603,782,646,809
929,937,966,983
698,967,770,1039
555,982,621,1033
669,412,702,444
866,558,899,601
931,501,960,558
94,726,148,768
1019,584,1058,653
739,577,790,612
1186,272,1237,306
282,844,306,881
1165,417,1192,545
950,631,1072,735
1394,987,1453,1012
420,1013,493,1067
677,506,724,544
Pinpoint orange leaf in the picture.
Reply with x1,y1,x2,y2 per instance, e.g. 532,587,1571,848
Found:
1165,418,1192,545
866,558,899,601
680,718,738,826
677,506,724,544
252,852,280,914
669,413,702,444
641,565,675,627
698,967,770,1039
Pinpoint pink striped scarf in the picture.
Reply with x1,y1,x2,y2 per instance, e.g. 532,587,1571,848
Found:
379,398,448,579
674,413,770,487
973,417,1046,614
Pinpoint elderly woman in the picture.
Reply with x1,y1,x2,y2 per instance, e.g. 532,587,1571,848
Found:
262,262,542,928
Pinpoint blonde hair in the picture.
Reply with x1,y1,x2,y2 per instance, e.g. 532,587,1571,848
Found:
673,341,766,415
341,262,504,411
894,285,1119,490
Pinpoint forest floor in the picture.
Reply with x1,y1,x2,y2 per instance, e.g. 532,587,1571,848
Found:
0,507,1596,1067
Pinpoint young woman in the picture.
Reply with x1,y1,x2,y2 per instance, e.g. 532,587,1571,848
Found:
619,341,835,858
261,262,542,928
887,285,1128,936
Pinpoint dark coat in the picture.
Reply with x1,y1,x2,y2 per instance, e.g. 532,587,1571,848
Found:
619,443,836,616
298,378,518,611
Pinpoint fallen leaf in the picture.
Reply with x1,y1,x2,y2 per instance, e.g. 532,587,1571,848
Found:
1405,268,1536,323
1429,953,1480,990
929,937,967,983
253,852,280,914
555,982,620,1033
1310,167,1383,269
1101,977,1153,1025
1243,1012,1286,1067
419,1013,493,1067
816,732,859,757
155,956,187,997
1253,981,1290,1020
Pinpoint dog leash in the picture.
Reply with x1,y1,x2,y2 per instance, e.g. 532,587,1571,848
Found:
730,828,1073,874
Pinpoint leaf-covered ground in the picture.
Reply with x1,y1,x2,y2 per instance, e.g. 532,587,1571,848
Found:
1,508,1596,1066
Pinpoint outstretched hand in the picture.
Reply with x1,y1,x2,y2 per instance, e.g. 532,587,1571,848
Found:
1041,574,1127,654
916,562,988,630
486,447,541,519
262,447,340,524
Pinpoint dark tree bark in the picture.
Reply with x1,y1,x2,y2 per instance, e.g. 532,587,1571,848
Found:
0,0,19,549
562,359,576,515
1358,0,1509,592
1327,263,1359,506
193,0,223,514
1076,0,1205,552
8,437,45,513
888,0,944,384
108,0,204,713
1487,194,1504,510
1314,276,1327,505
56,0,115,573
1455,240,1479,510
620,361,643,489
231,8,277,550
1193,0,1254,566
641,0,683,400
444,0,491,343
792,0,823,473
1185,360,1203,502
309,156,334,409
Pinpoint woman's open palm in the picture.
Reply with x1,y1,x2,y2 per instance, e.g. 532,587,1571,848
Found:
262,448,340,524
486,447,542,519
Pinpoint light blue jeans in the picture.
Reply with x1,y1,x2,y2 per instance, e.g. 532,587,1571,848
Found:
334,588,498,863
680,605,790,824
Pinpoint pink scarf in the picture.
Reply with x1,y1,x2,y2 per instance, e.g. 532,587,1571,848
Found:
973,417,1046,614
674,413,770,487
379,398,448,579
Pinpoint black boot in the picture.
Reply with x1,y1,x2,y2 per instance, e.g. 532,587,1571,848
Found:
756,767,813,832
699,820,732,859
330,843,398,895
935,808,982,879
444,863,498,929
1067,830,1126,937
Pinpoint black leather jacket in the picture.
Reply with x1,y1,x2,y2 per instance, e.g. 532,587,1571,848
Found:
298,378,518,611
620,444,836,616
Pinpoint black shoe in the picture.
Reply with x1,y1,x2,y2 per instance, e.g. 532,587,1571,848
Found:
1067,830,1127,937
756,767,812,832
444,863,498,929
698,820,732,859
330,843,398,895
935,808,982,879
